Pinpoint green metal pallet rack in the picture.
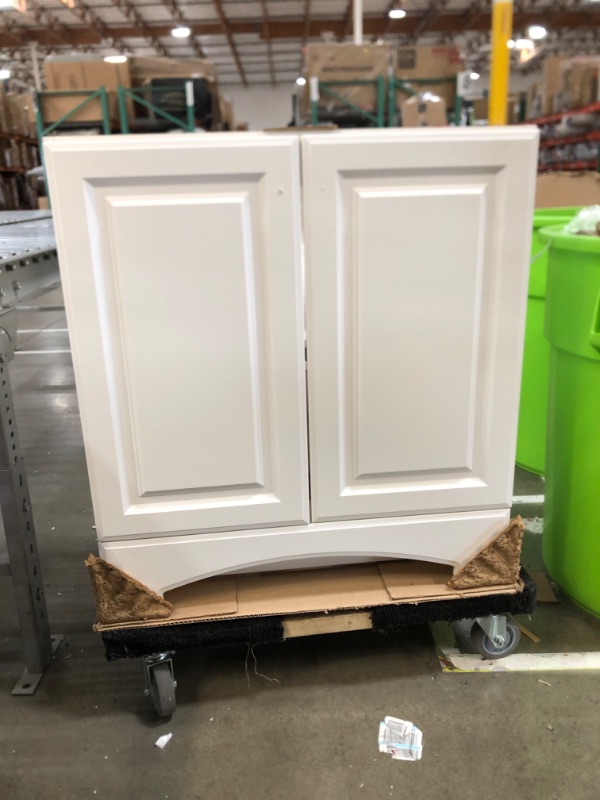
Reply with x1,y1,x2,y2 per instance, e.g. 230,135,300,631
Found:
35,87,112,138
117,82,195,134
310,76,386,128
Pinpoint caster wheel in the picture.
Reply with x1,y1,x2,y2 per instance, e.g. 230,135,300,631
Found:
471,619,521,659
149,661,176,717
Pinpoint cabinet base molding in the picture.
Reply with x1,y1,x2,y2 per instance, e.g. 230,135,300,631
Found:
100,508,511,594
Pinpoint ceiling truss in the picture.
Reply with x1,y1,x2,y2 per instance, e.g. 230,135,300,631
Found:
0,0,597,87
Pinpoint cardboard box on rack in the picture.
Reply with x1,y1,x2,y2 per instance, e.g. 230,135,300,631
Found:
0,89,8,132
526,83,544,120
401,94,447,127
44,56,131,93
219,94,234,130
7,94,33,136
128,56,216,85
43,56,131,124
40,92,120,126
395,45,464,109
536,171,600,208
471,94,519,123
303,43,391,114
130,58,220,129
543,56,567,114
559,57,600,109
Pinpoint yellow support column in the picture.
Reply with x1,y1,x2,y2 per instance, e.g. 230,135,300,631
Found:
488,0,513,125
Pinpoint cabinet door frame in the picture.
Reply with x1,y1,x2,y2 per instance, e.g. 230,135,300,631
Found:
44,133,310,540
302,128,539,522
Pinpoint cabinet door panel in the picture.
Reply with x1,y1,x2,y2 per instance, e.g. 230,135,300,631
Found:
45,134,309,540
303,129,538,522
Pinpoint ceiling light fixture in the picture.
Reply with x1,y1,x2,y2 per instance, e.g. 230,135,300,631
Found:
171,26,191,38
296,76,306,86
528,25,547,40
388,8,406,19
470,72,480,80
507,39,516,48
104,55,127,64
0,69,10,80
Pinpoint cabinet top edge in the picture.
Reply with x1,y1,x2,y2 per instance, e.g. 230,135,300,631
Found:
42,131,301,155
42,126,539,157
300,126,540,148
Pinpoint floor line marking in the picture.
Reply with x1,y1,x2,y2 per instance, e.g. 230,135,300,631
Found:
18,328,68,334
16,349,71,355
437,648,600,673
512,495,545,504
16,305,65,312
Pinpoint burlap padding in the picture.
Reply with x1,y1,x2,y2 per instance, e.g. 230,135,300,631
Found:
85,554,173,626
448,517,525,590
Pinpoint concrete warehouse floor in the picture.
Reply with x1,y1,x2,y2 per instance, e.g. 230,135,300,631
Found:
1,283,600,800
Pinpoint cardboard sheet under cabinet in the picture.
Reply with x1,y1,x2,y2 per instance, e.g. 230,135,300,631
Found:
94,560,522,632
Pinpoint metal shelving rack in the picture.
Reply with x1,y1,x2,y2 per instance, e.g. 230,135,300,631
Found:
309,76,386,128
0,212,63,694
35,82,196,138
35,87,113,138
307,75,461,128
117,82,195,133
526,101,600,173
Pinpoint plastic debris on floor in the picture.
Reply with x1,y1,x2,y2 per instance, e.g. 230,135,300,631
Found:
154,733,173,749
378,717,423,761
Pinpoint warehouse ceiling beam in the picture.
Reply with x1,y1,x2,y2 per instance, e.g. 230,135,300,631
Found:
260,0,276,86
302,0,312,46
108,0,169,56
0,18,27,47
462,0,486,29
27,0,74,45
551,0,581,25
161,0,206,58
411,2,445,42
68,0,130,54
339,0,353,41
213,0,247,86
376,0,408,41
1,11,600,51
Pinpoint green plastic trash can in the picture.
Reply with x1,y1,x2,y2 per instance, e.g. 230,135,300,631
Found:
516,207,579,475
539,223,600,616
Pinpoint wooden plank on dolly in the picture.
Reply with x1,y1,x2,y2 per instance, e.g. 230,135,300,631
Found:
283,610,373,639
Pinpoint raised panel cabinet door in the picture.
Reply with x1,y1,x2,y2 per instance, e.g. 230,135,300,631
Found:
44,134,309,540
302,128,539,522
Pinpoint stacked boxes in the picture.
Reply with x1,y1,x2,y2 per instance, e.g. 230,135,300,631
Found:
558,57,600,109
127,56,222,129
401,95,447,127
43,56,131,125
41,55,230,131
0,90,40,211
302,43,391,119
219,95,234,130
395,45,464,110
534,55,600,118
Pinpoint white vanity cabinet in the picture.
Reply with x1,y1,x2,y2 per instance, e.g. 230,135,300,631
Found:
44,128,538,594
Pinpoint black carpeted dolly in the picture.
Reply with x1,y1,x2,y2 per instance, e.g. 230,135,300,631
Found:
101,569,536,718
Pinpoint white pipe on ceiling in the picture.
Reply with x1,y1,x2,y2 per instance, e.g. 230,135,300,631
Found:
353,0,363,44
29,43,41,92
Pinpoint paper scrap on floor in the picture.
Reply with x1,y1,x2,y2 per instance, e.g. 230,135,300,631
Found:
154,733,173,749
378,716,423,761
